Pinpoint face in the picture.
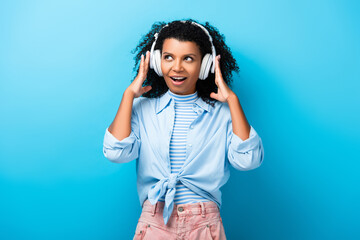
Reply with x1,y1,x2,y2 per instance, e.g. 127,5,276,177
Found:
161,38,202,95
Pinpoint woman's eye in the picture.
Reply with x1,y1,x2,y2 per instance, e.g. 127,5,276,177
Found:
184,56,193,61
164,55,173,60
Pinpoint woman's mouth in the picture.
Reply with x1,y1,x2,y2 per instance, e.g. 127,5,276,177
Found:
170,76,187,85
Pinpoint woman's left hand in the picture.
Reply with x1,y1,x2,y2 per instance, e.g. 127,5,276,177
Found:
210,55,234,102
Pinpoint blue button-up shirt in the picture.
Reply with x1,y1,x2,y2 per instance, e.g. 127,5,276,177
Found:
103,90,264,225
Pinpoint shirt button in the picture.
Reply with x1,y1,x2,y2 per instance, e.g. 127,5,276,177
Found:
190,125,194,129
188,144,192,147
178,207,184,212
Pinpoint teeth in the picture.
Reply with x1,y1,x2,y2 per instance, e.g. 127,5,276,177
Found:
171,77,186,81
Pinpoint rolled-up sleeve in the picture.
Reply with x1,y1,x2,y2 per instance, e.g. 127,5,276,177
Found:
103,103,141,163
227,124,264,171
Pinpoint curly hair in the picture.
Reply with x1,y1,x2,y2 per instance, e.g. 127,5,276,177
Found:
131,19,239,106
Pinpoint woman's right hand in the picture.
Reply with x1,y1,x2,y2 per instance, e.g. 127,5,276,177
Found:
127,51,152,98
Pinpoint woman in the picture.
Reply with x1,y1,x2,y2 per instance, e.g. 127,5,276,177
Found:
103,20,264,240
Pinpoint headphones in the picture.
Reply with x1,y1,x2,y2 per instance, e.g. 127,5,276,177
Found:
149,21,217,80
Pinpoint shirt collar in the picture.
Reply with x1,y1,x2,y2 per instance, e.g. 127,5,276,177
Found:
194,96,211,112
155,90,172,114
155,90,212,114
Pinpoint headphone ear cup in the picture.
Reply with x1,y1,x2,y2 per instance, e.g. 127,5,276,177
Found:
153,50,163,76
199,54,213,80
149,40,156,71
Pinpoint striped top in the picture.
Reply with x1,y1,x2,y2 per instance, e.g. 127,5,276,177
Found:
159,90,209,204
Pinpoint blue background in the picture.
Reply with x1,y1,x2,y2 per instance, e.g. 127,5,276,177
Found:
1,0,359,239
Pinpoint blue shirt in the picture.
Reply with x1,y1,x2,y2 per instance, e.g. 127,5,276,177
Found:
103,90,264,225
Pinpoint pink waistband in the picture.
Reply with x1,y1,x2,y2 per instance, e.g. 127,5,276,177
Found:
142,200,219,217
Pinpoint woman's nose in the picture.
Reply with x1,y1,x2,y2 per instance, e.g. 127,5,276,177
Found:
172,59,184,72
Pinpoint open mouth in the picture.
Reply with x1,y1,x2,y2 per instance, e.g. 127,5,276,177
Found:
170,76,187,82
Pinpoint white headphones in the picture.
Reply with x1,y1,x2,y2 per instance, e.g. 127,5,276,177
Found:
149,21,217,80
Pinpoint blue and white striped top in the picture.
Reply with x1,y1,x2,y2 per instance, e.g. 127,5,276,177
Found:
159,90,209,204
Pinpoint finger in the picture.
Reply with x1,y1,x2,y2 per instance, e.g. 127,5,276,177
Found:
215,55,229,92
215,55,223,79
142,54,146,74
136,54,145,80
140,52,150,82
144,51,150,74
138,54,144,73
142,85,152,93
210,92,218,100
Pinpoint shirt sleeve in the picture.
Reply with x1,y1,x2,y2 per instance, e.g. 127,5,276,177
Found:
227,122,264,171
102,102,141,163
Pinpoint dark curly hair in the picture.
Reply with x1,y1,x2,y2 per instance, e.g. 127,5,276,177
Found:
131,19,239,106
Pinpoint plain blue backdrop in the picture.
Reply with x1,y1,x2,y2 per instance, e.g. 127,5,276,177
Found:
1,0,359,239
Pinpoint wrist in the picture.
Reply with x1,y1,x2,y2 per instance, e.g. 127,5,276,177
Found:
226,91,237,102
124,88,136,99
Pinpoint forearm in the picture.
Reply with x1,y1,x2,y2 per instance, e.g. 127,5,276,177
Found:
227,92,250,141
108,88,135,141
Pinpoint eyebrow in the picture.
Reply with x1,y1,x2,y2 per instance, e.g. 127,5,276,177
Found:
162,52,198,57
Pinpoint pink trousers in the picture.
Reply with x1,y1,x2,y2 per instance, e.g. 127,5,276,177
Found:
133,200,227,240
